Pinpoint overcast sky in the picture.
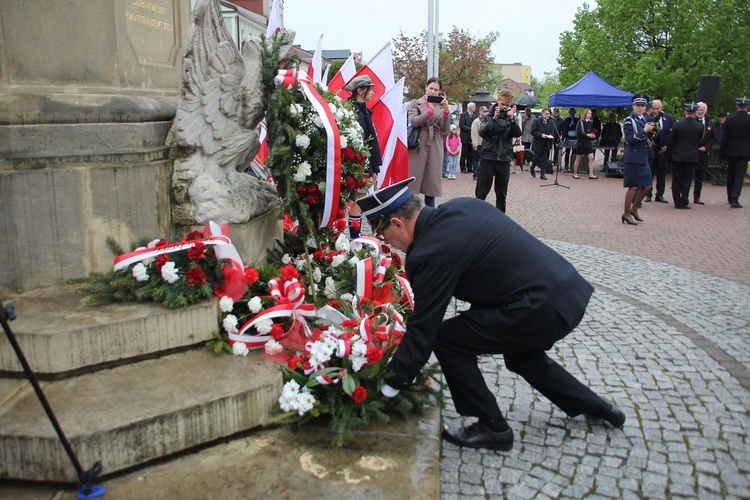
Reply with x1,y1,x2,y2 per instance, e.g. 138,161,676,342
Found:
283,0,593,79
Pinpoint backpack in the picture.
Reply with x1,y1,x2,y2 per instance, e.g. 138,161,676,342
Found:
407,103,422,150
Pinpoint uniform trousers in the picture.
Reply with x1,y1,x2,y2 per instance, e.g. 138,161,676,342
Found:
726,156,748,203
475,158,510,213
671,161,697,208
651,151,669,197
460,140,474,172
433,306,604,422
693,169,705,201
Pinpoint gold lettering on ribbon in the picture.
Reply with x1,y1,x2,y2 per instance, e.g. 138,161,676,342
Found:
125,10,174,31
132,0,167,15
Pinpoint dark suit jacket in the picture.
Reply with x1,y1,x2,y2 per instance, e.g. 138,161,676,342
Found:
696,118,715,170
651,112,674,149
386,198,594,390
721,110,750,158
530,118,559,157
459,110,475,142
668,116,703,164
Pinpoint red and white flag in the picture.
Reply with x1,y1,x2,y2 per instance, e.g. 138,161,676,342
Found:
265,0,282,38
327,54,356,93
255,121,268,165
337,43,394,109
377,107,409,188
309,34,324,84
321,64,331,86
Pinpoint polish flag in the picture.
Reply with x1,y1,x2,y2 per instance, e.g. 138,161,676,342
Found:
337,43,395,109
321,64,331,86
327,54,356,93
377,106,409,188
255,121,268,164
309,34,324,84
265,0,282,38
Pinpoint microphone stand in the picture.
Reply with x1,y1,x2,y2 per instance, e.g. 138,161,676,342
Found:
541,126,569,188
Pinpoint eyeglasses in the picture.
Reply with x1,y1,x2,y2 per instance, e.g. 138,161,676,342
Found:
374,216,392,241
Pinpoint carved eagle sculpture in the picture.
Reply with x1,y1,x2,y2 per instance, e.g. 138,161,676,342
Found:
169,0,295,225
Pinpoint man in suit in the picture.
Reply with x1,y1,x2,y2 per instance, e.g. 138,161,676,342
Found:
560,108,579,171
721,96,750,208
530,108,559,179
470,106,487,180
357,178,625,451
668,102,704,209
692,102,715,205
459,102,476,174
647,99,674,203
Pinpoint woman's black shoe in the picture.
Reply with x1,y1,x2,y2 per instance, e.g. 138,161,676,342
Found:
630,211,644,222
621,215,638,225
442,421,514,451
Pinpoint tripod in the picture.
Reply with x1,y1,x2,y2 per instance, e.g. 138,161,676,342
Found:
0,300,105,500
540,142,569,188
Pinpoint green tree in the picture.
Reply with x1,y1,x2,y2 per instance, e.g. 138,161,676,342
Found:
393,27,500,102
533,72,565,108
557,0,750,114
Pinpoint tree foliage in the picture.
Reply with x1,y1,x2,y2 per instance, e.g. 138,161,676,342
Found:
557,0,750,114
393,27,500,102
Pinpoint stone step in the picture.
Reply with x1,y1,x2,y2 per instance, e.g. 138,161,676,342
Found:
0,286,218,375
0,348,281,482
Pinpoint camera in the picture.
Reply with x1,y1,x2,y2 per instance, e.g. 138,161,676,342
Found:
427,95,443,104
492,103,508,118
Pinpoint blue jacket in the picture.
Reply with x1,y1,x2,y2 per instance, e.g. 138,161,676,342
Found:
622,114,651,165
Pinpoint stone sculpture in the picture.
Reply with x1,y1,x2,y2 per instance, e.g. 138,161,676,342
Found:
170,0,295,224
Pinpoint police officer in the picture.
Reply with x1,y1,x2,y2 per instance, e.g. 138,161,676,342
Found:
720,96,750,208
668,102,704,209
357,178,625,451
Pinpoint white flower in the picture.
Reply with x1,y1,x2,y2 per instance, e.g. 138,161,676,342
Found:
339,135,348,149
264,339,283,355
312,267,322,283
232,342,249,356
312,113,324,128
295,134,311,149
293,161,312,182
219,296,234,313
248,296,263,313
223,314,238,334
296,389,316,415
279,380,301,412
349,337,368,372
334,107,345,121
331,254,347,268
340,293,354,303
348,256,360,265
308,336,338,367
328,102,337,115
161,261,179,284
289,103,303,116
255,318,273,335
296,256,309,270
281,254,292,264
335,234,350,252
132,263,149,282
324,277,337,299
147,239,162,248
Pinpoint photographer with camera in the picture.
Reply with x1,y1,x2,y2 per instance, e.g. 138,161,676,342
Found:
475,89,522,213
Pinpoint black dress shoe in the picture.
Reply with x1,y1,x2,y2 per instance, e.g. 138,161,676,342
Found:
694,199,705,205
655,196,669,203
731,202,743,208
589,402,626,428
530,168,536,178
442,421,514,451
540,173,548,180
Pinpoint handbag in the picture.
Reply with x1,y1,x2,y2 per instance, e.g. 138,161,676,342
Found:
512,144,524,153
406,102,422,150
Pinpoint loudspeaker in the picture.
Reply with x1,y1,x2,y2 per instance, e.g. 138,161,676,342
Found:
696,75,721,107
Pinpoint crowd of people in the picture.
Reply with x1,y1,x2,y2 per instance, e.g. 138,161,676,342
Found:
398,79,748,219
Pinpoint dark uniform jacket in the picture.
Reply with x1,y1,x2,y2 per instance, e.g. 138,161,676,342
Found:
668,116,703,164
720,110,750,158
530,118,559,158
622,114,651,165
479,107,523,162
696,118,715,170
576,119,595,149
352,101,382,173
386,198,594,390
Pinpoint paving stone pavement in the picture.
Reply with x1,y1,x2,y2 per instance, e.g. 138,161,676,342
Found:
436,164,750,499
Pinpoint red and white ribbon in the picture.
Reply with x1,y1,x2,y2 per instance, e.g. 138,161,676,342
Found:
113,235,231,271
268,278,306,308
229,302,316,348
274,69,298,89
397,275,414,310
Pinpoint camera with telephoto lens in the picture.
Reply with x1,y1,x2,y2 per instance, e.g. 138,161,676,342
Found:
650,112,662,135
492,103,508,118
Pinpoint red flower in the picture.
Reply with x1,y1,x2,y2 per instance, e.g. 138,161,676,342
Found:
187,242,207,262
327,299,341,308
366,347,383,365
354,153,365,164
350,218,361,231
341,319,359,330
155,254,169,271
281,264,300,281
186,267,207,286
390,252,402,269
296,184,308,196
333,218,347,232
344,175,356,191
270,323,285,340
244,267,259,284
288,355,300,370
380,244,391,253
186,230,205,241
307,184,321,196
307,195,321,206
342,147,356,162
351,385,368,404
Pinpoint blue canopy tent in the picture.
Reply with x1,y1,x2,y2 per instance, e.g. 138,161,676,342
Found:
548,71,634,108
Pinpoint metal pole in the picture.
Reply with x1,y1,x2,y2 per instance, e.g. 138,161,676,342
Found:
433,0,439,78
427,0,434,78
